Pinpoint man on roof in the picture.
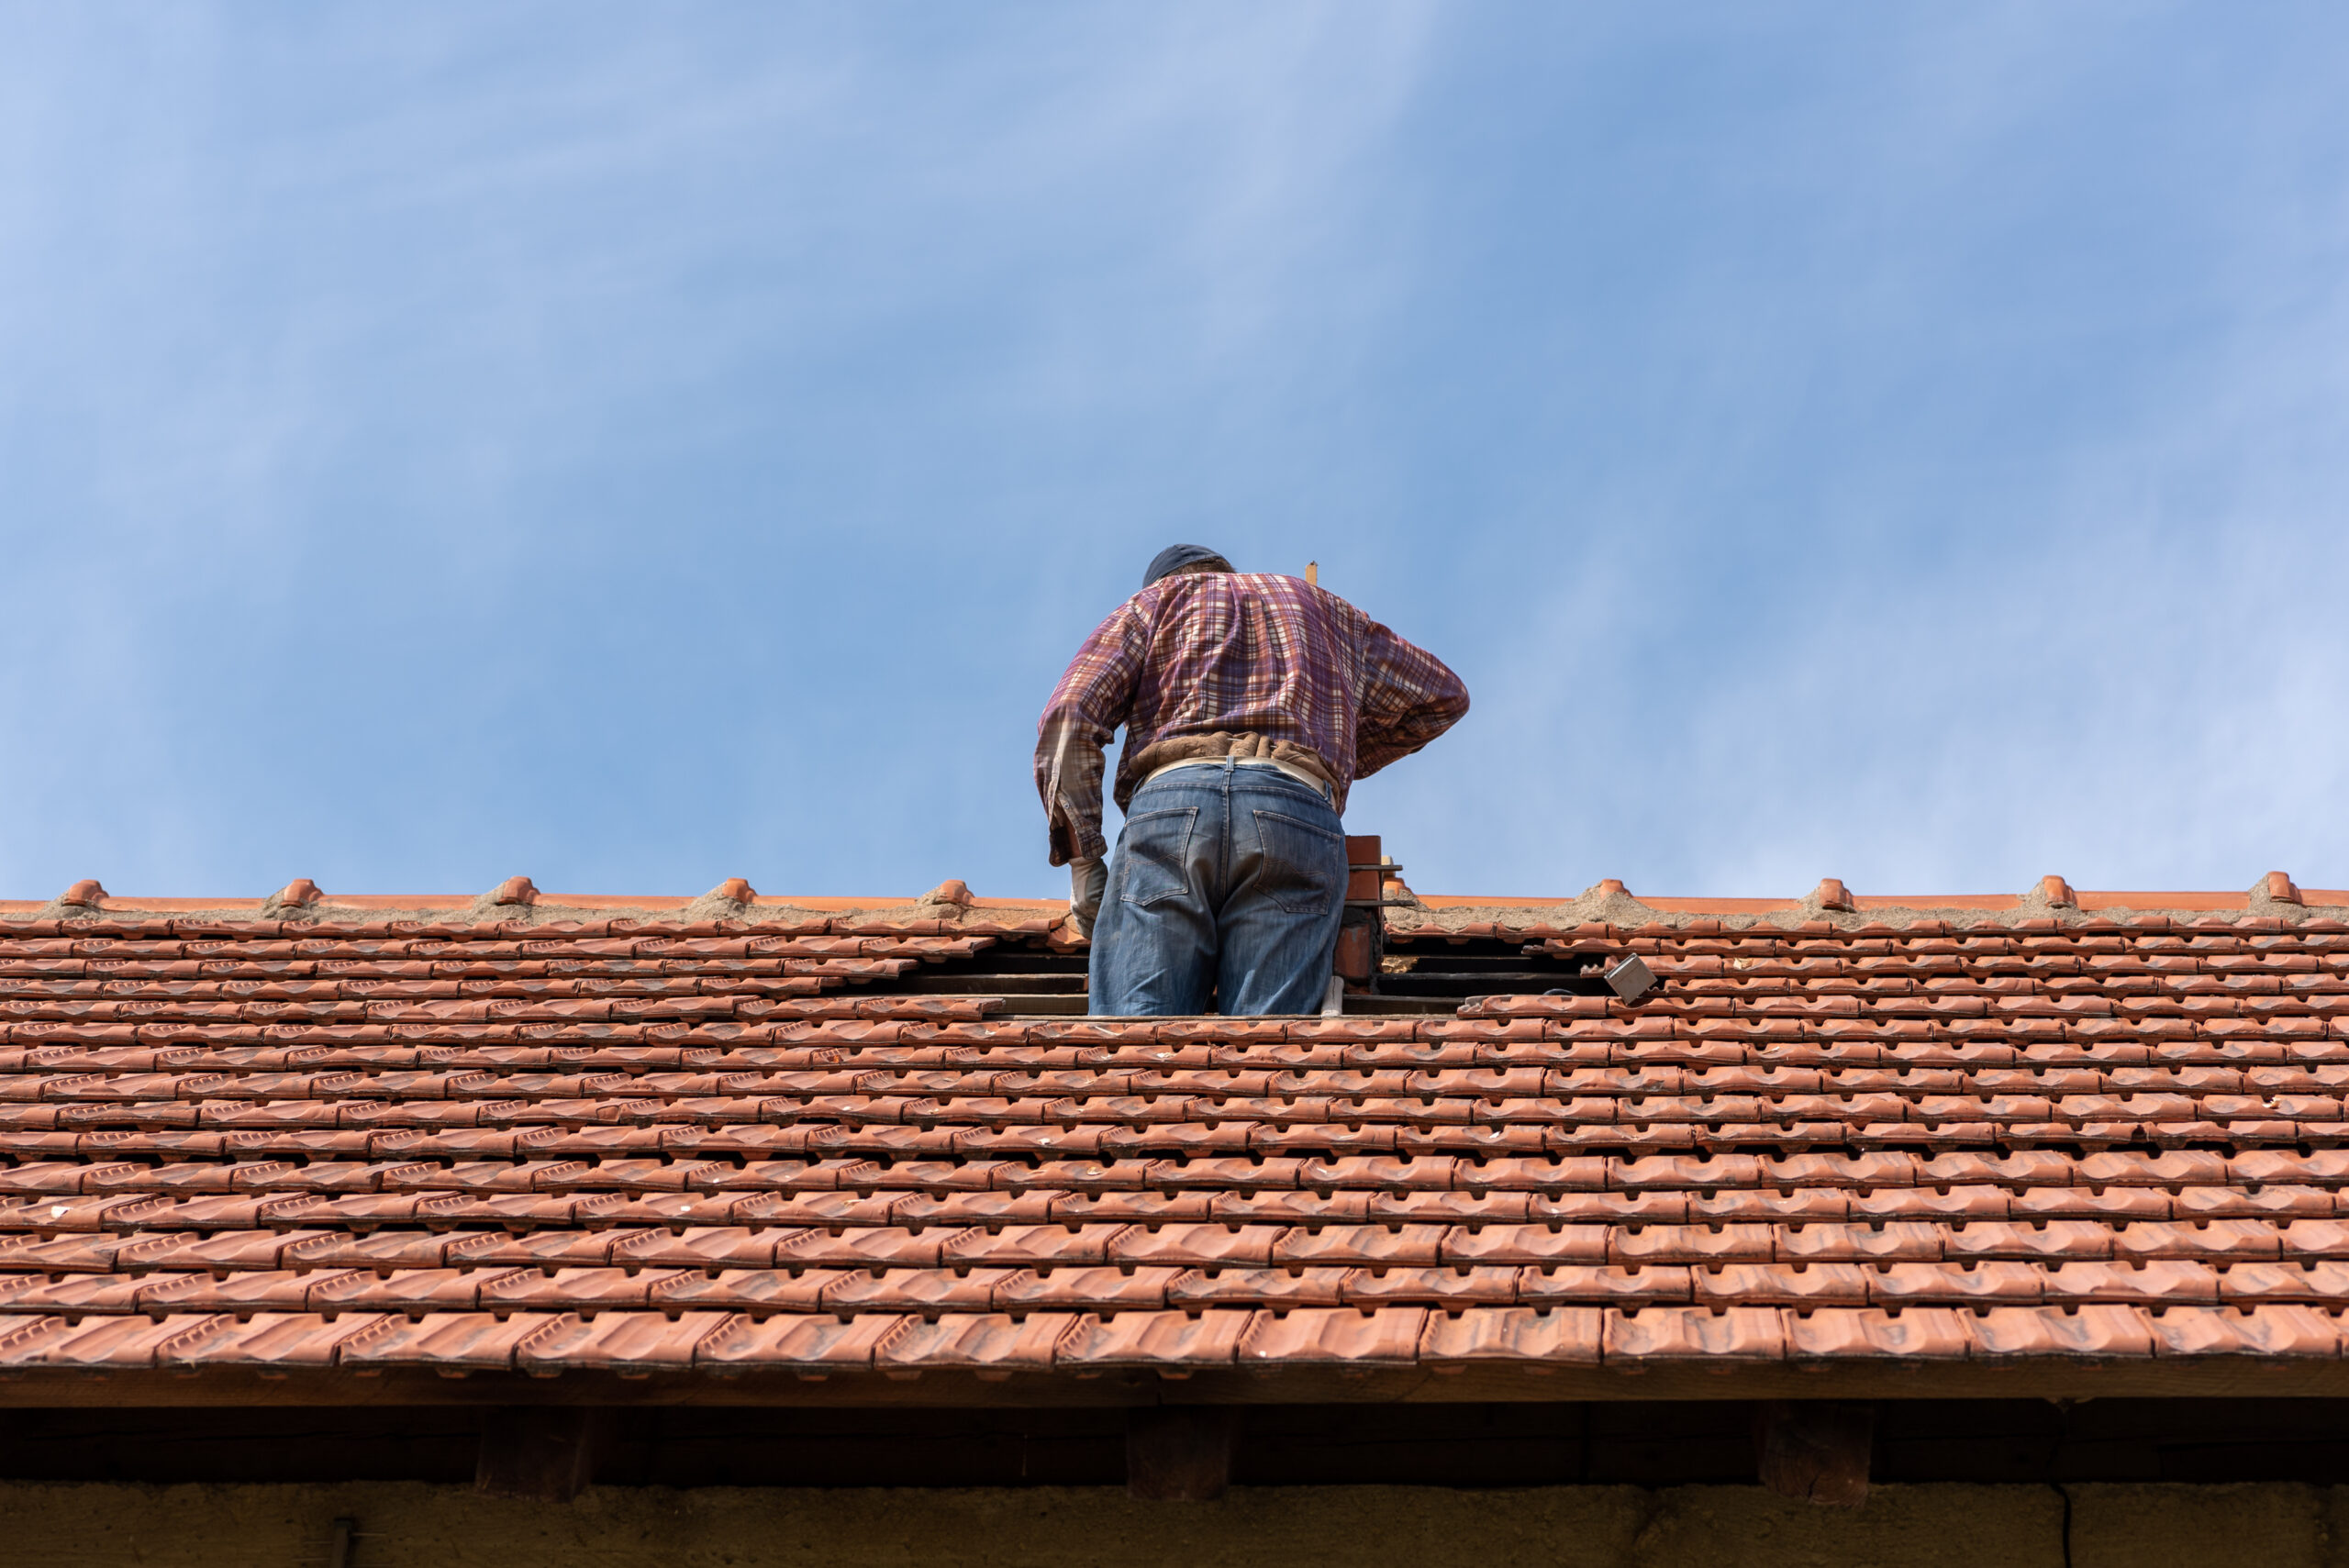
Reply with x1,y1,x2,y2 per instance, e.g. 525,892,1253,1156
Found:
1036,545,1470,1016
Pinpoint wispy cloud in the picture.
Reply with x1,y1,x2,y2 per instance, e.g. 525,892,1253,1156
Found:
1,3,2343,899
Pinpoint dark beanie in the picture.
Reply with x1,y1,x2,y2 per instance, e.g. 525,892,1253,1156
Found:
1142,544,1230,588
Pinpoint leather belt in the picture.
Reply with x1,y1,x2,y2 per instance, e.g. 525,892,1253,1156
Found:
1141,755,1333,801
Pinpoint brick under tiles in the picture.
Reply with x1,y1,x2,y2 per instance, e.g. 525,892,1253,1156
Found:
0,911,2344,1378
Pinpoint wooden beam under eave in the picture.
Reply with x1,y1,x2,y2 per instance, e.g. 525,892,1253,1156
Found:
1126,1406,1241,1501
0,1362,2341,1408
1753,1400,1875,1507
476,1407,607,1502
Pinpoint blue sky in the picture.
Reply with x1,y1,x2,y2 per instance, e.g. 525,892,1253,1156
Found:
4,4,2345,903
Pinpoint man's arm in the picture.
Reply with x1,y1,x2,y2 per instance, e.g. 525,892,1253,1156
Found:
1353,617,1470,779
1034,600,1149,867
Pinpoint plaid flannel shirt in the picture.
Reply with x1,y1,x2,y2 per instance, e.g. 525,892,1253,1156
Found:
1035,573,1470,864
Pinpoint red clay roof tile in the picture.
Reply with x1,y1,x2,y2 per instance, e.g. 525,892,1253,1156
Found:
4,894,2349,1391
2,1312,221,1368
1602,1306,1785,1361
696,1313,909,1373
1419,1305,1602,1365
518,1311,737,1373
875,1311,1074,1374
1058,1309,1254,1369
161,1310,394,1367
1238,1306,1429,1365
2151,1304,2338,1357
339,1311,559,1370
1786,1307,1973,1360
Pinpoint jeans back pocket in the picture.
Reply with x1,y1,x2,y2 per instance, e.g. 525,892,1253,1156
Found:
1248,807,1345,916
1118,806,1199,906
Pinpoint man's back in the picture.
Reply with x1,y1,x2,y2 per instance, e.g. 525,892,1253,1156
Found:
1037,569,1467,867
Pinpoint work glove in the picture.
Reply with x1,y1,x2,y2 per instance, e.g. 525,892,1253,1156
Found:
1068,858,1108,940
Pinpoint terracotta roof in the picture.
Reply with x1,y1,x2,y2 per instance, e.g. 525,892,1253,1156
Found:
4,872,2348,1405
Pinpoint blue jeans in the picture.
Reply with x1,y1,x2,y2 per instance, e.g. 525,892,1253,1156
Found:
1088,760,1349,1016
